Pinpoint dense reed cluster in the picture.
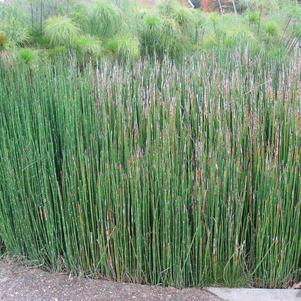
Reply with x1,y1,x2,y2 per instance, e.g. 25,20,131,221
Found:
0,48,300,287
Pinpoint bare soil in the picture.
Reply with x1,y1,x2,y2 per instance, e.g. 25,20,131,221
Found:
0,259,221,301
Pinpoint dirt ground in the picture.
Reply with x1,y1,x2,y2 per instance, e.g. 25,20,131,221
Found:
0,259,222,301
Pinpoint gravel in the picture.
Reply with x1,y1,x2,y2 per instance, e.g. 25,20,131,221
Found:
0,259,222,301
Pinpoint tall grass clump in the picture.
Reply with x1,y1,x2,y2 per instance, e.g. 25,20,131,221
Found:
17,48,36,64
88,0,122,39
44,16,80,47
72,35,103,60
105,34,139,62
138,13,187,61
0,5,30,47
0,49,300,288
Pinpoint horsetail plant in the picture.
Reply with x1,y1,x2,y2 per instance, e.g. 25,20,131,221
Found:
0,49,300,288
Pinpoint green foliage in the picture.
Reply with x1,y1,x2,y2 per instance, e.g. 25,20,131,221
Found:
17,48,36,64
139,14,162,57
0,0,299,61
160,17,186,60
158,0,178,16
0,51,300,287
0,0,300,290
0,19,29,47
248,11,261,25
195,13,260,52
26,0,83,34
0,32,8,49
105,34,139,62
44,16,80,47
47,46,69,59
291,23,301,40
71,4,90,33
158,0,200,44
224,29,258,49
172,6,194,27
88,0,122,39
139,13,186,61
0,3,30,47
30,33,51,49
73,34,103,58
285,4,301,19
199,33,218,50
265,21,278,37
144,14,161,27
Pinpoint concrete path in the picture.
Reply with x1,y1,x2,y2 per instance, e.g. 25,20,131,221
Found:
208,287,301,301
0,260,221,301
